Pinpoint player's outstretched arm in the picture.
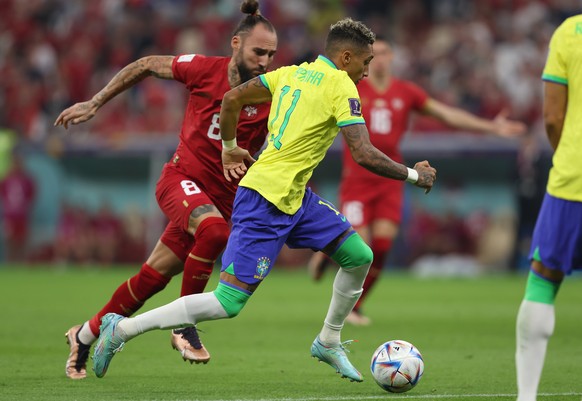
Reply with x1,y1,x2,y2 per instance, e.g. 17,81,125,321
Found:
422,98,526,138
341,124,436,192
54,55,174,129
220,76,272,182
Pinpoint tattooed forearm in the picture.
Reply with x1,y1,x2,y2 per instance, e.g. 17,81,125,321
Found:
342,124,408,180
92,56,173,107
360,148,408,180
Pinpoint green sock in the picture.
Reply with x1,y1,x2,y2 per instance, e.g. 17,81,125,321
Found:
523,271,560,304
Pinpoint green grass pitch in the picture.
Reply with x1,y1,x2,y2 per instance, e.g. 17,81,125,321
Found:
0,266,581,401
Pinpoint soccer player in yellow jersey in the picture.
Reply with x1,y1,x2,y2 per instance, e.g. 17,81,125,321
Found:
90,18,436,382
218,17,435,381
515,14,582,401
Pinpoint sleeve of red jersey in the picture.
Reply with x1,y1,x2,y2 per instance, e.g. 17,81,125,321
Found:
171,54,202,88
404,80,430,111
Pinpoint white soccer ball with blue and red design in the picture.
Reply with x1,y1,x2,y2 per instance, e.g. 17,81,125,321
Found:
370,339,424,393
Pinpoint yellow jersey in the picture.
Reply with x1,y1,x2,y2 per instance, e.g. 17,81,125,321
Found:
542,14,582,201
240,55,365,214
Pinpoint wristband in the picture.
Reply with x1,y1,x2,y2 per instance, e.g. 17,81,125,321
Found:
406,167,419,184
222,138,237,150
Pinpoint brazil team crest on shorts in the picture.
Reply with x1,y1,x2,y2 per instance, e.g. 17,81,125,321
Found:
254,256,271,280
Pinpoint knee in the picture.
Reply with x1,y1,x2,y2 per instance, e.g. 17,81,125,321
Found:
222,301,245,318
191,217,230,260
214,281,251,318
196,217,229,247
332,234,373,269
355,244,374,267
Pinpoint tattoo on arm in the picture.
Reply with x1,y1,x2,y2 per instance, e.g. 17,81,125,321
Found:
235,77,264,93
148,56,174,79
93,56,173,107
189,204,219,219
227,77,270,105
342,124,406,180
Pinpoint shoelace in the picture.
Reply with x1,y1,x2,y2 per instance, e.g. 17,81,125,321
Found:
322,339,356,356
73,329,91,370
178,327,203,350
338,339,356,353
75,342,91,370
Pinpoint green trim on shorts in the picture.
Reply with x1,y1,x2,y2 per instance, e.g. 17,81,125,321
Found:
224,262,235,275
330,233,373,269
532,247,541,262
524,271,560,305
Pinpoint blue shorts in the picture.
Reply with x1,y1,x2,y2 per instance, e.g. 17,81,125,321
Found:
221,186,353,285
529,192,582,274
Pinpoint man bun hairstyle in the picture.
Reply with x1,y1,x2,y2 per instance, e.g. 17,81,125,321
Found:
233,0,275,36
240,0,260,15
325,18,375,55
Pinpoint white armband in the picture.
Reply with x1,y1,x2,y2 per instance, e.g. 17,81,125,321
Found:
406,167,419,184
222,138,237,150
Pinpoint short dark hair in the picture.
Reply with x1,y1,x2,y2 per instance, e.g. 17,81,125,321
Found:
325,18,375,56
232,0,275,36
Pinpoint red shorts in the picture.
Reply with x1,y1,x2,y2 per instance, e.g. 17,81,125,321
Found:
339,179,404,228
155,163,225,262
159,222,194,263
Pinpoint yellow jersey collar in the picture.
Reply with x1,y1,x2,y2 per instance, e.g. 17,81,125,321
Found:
317,55,338,70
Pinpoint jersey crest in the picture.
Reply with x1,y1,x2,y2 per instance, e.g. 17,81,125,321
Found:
244,105,258,118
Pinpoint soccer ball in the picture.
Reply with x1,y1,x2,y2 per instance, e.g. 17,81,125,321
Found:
370,340,424,393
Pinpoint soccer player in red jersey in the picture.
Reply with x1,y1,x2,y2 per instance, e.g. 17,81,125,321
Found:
54,0,277,379
309,38,526,326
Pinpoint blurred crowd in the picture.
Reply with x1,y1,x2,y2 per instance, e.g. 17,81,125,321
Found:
0,0,578,142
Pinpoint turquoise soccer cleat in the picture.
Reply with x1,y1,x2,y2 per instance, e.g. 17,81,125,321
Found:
92,313,126,378
310,336,363,382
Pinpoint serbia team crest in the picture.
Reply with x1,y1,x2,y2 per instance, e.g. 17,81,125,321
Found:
244,105,258,118
254,256,271,280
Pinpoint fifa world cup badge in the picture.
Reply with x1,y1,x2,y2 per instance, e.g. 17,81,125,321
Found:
348,98,362,116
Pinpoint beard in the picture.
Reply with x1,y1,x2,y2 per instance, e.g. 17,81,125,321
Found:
236,60,256,84
235,56,265,83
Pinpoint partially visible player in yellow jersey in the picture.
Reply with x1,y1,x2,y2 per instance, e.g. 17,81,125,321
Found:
541,16,582,201
87,17,436,383
516,14,582,401
217,18,435,382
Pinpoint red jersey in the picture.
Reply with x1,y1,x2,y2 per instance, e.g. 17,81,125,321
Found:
341,78,428,184
170,54,270,210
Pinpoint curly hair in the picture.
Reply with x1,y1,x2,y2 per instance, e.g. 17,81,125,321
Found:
325,18,375,55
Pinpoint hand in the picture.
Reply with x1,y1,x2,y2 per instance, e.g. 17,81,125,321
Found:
54,100,99,129
222,146,256,182
412,160,437,194
492,109,527,138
